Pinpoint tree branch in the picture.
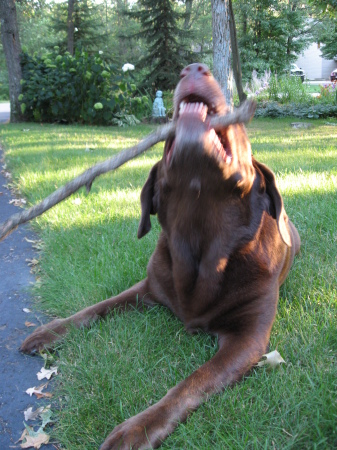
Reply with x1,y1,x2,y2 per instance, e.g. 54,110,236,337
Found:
0,100,256,241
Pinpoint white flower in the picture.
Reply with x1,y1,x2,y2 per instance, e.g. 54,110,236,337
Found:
122,63,135,72
99,50,103,55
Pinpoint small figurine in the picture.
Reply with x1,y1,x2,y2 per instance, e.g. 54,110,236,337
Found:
152,90,166,118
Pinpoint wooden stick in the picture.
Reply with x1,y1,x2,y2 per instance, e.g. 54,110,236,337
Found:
0,100,256,241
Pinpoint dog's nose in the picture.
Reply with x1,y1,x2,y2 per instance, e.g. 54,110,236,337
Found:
180,63,211,79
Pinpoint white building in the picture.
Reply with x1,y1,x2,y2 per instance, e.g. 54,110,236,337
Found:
295,42,337,80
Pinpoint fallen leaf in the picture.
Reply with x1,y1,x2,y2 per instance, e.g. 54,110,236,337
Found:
26,258,39,267
39,408,53,429
257,350,286,368
72,197,82,205
25,321,37,328
26,384,53,399
9,198,26,206
23,308,32,313
24,405,50,422
37,366,58,381
19,427,50,449
24,237,37,244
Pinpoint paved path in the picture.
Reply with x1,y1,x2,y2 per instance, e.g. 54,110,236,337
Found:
0,146,55,449
0,103,10,124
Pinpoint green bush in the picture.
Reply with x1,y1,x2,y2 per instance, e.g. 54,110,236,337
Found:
268,75,311,104
20,49,151,125
255,101,337,119
317,83,337,105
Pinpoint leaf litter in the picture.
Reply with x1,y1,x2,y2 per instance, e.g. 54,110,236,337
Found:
21,361,58,447
257,350,286,368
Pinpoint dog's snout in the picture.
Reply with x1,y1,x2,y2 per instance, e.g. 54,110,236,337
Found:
180,63,211,79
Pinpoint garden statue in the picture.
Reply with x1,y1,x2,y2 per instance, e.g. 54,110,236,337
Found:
152,90,166,118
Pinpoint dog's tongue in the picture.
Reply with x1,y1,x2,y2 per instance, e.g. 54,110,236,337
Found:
175,101,231,165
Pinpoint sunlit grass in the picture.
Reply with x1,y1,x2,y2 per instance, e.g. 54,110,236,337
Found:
0,118,336,449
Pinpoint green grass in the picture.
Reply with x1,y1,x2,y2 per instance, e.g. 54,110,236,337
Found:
304,84,321,95
1,118,336,449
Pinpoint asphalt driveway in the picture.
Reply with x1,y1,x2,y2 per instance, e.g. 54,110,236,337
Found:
0,103,10,124
0,144,56,448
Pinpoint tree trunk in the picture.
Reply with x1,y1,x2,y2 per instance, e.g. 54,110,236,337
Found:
184,0,193,30
228,0,247,104
0,0,23,122
67,0,75,55
211,0,233,108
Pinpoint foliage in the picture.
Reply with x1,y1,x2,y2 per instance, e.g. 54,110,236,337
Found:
16,1,56,56
268,75,312,104
245,69,271,100
49,0,108,56
245,71,311,104
233,0,313,81
318,82,337,104
255,101,337,118
312,16,337,60
0,69,9,100
19,49,151,125
126,0,193,91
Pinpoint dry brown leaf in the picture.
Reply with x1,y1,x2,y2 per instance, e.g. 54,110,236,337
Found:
257,350,286,368
26,383,53,399
25,321,37,328
26,258,39,266
37,366,58,381
19,429,50,449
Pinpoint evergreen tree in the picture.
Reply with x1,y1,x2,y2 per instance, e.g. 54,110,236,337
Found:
127,0,192,91
50,0,108,56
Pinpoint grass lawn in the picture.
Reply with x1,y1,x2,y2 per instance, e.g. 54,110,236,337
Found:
1,118,336,449
304,84,321,94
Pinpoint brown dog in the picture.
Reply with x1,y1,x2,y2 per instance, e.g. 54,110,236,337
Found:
20,63,300,449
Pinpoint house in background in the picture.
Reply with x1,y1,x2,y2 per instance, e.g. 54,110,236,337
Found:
295,42,337,80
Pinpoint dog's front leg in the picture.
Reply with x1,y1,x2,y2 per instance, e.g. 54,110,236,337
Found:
100,320,272,450
20,279,155,354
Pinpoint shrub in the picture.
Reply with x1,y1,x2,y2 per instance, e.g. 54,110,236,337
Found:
19,49,151,125
245,69,271,101
255,101,337,119
268,75,311,104
317,82,337,105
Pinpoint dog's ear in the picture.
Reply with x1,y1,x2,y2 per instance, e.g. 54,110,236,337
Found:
254,159,292,247
137,162,160,239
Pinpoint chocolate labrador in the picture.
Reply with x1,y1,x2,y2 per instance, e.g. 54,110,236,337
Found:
20,63,300,449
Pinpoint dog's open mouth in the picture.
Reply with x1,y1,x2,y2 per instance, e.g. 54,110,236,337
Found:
166,99,232,165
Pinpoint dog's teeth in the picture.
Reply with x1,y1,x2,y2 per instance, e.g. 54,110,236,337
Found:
210,129,230,163
179,101,186,115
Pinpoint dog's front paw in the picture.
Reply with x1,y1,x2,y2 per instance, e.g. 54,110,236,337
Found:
20,318,67,354
100,404,175,450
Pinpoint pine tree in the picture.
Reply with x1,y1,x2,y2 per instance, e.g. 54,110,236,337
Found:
128,0,192,91
50,0,107,56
